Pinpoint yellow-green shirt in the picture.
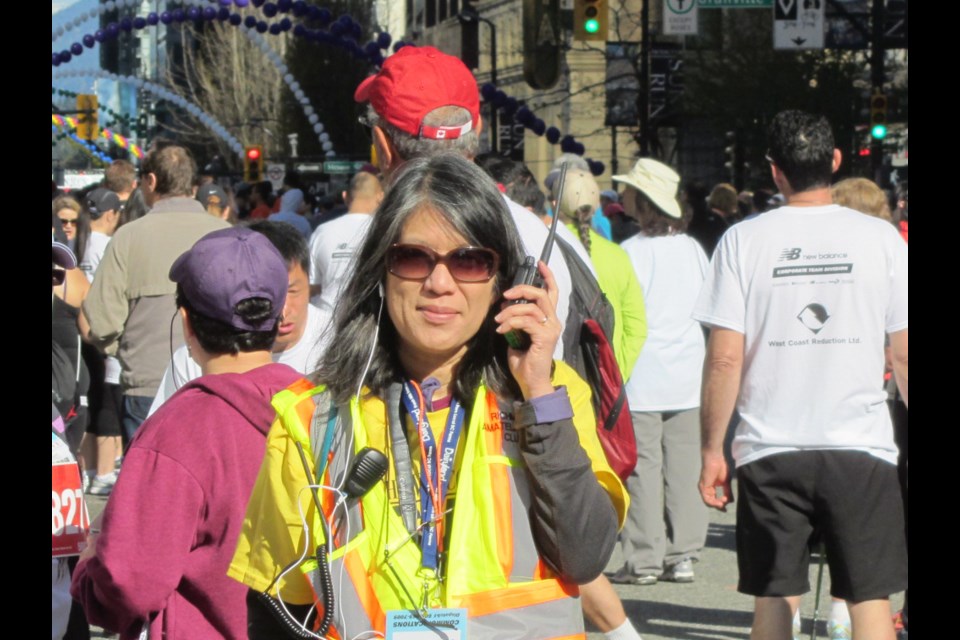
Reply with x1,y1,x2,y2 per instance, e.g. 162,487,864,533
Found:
566,224,648,378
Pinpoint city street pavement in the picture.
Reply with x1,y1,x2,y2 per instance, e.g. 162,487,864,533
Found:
587,485,905,640
85,482,904,640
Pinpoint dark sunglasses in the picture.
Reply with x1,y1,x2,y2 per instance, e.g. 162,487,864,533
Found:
386,244,500,283
53,268,66,286
58,217,78,226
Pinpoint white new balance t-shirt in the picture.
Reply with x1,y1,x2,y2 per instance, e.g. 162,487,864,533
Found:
308,213,373,313
692,204,908,467
622,232,708,410
148,304,332,416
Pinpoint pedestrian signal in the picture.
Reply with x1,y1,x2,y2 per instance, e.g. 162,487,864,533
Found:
76,94,99,141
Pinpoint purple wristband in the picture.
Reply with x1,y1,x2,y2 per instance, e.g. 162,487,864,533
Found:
526,387,574,423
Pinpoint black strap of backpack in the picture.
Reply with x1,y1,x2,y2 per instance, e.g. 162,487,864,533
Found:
602,386,628,432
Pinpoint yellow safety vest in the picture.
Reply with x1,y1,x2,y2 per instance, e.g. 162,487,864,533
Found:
271,381,587,640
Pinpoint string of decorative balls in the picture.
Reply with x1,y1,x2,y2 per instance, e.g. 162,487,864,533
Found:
51,0,603,175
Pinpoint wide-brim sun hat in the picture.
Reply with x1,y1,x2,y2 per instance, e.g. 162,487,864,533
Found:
612,158,682,220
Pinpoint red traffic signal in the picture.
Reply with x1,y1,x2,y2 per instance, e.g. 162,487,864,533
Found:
244,145,264,182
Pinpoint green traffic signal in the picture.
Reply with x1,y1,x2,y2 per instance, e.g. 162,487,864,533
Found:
870,124,888,140
585,18,600,33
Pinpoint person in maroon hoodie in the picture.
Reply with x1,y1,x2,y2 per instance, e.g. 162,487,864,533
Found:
71,227,307,639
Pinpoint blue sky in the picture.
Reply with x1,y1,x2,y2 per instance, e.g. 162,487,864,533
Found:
52,0,117,116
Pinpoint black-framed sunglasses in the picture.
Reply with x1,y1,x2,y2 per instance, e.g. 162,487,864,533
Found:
386,244,500,283
53,267,66,286
58,217,78,226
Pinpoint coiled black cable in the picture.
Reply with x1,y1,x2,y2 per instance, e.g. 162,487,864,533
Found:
315,545,335,636
254,589,320,639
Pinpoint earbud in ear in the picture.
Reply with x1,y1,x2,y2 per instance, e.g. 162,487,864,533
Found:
378,282,385,298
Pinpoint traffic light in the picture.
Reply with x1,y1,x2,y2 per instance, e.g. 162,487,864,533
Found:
75,94,99,141
244,145,263,183
574,0,607,42
523,0,561,90
870,92,888,140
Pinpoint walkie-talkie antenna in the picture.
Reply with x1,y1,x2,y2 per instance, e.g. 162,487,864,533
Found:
540,163,568,266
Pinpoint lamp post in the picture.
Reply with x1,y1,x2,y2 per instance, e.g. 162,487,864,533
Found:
459,4,498,153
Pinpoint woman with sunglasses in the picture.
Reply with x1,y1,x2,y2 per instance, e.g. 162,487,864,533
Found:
231,153,627,640
53,195,82,250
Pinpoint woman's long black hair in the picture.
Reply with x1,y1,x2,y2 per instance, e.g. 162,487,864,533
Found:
314,153,525,406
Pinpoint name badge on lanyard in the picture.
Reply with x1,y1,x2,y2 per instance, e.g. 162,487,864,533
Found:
386,608,467,639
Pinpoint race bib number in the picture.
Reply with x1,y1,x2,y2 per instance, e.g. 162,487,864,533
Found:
52,462,90,557
386,608,467,639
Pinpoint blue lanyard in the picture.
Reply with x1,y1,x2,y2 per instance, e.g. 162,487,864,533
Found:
400,381,465,572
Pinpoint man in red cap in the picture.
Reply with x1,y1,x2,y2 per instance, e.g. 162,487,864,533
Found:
355,45,482,168
354,45,576,362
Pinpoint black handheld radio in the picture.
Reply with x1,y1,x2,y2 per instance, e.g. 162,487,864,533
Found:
503,164,568,350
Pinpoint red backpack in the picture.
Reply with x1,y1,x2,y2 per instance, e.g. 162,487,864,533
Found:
556,237,637,482
580,319,637,482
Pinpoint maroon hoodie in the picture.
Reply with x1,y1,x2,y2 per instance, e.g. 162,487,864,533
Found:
72,363,304,640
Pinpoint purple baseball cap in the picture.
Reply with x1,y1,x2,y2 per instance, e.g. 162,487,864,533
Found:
169,227,288,332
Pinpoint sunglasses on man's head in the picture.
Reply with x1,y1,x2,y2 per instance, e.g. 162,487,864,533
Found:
53,267,66,286
386,244,500,283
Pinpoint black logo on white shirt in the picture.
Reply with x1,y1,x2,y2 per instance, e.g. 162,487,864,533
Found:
797,303,830,334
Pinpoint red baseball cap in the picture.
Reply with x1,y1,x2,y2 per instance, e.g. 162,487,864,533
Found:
354,46,480,140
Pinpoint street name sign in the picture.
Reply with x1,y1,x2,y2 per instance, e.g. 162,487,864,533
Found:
324,160,367,174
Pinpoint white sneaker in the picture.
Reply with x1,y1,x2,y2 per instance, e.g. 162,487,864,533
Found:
87,471,118,496
661,559,695,582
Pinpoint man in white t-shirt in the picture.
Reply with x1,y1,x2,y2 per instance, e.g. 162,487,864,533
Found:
692,110,908,640
78,188,125,496
308,171,383,312
79,188,122,281
149,220,331,415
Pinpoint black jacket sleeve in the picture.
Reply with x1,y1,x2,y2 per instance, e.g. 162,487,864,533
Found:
514,397,619,584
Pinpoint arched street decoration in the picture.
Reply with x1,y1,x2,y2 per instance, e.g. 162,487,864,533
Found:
52,114,145,161
53,68,245,158
243,26,334,154
52,0,335,154
51,123,114,165
51,0,602,173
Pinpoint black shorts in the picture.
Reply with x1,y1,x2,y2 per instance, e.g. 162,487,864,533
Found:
81,343,123,438
736,450,907,602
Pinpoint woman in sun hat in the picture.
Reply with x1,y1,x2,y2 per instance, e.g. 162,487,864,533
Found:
609,158,711,587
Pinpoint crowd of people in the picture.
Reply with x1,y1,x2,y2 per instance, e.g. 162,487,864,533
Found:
52,46,907,640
